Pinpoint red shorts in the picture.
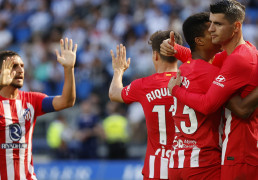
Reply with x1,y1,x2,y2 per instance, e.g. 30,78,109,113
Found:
221,164,258,180
168,164,220,180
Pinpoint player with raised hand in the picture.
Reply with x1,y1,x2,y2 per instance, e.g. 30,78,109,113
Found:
167,1,257,179
109,30,183,180
0,37,77,180
0,57,16,88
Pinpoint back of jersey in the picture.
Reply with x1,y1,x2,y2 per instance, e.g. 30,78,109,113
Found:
122,72,177,179
169,60,222,169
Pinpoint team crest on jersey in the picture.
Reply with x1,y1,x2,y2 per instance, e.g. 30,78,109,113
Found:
9,123,22,142
23,108,31,121
213,75,225,87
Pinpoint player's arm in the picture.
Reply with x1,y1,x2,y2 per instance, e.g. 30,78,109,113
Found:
169,54,252,115
0,57,16,88
43,38,77,112
226,87,258,119
109,44,131,103
160,31,191,63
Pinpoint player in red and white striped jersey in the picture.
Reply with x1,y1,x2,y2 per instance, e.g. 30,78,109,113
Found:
0,38,77,180
109,31,183,179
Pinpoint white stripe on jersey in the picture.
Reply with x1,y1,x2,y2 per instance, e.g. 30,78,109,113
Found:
149,155,155,178
169,150,175,168
16,100,26,180
26,103,37,180
178,150,185,168
153,106,167,145
219,116,224,148
190,147,200,167
3,100,15,180
221,108,232,165
160,157,168,179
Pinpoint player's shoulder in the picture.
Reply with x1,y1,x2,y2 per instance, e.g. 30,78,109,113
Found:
180,59,219,73
19,91,47,100
233,42,257,60
228,44,256,68
140,73,158,84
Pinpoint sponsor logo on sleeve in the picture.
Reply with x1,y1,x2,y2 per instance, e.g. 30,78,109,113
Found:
213,75,225,87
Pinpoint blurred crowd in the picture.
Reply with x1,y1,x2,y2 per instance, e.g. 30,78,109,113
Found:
1,0,257,160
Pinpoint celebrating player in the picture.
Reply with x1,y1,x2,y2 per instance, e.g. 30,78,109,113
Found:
167,1,258,179
0,38,77,180
109,30,183,179
161,12,222,180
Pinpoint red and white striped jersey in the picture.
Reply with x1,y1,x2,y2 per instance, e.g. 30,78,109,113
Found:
121,72,177,179
0,91,47,180
169,60,222,169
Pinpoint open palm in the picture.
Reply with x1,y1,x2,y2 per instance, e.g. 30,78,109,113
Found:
0,58,15,86
56,38,77,68
110,44,131,73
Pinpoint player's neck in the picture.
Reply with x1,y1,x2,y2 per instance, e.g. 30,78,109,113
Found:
156,61,177,73
0,86,19,99
222,33,245,55
192,51,214,63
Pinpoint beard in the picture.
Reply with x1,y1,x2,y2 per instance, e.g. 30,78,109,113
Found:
11,82,23,89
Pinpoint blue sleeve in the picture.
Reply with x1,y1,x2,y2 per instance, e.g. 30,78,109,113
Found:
42,96,55,113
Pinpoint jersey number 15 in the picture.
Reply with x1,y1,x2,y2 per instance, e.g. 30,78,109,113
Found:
152,97,198,145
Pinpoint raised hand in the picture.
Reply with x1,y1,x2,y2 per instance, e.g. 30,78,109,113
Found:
110,44,131,73
56,38,77,68
160,31,177,56
168,70,181,94
0,57,16,87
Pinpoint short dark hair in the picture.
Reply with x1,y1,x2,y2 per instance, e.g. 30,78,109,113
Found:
0,51,20,66
210,0,246,23
148,30,183,63
182,12,210,52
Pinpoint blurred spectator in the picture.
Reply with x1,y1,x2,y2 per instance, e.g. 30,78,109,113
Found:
50,0,74,25
63,18,87,49
47,114,72,159
0,20,12,50
27,2,52,35
73,96,105,159
103,101,129,159
112,3,132,37
127,102,147,144
144,3,169,34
